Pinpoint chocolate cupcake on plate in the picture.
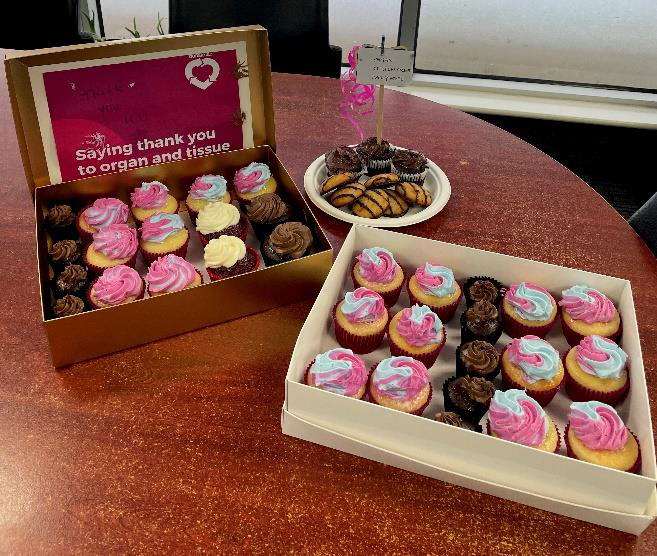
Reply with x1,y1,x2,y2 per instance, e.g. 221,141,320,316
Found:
391,149,428,183
463,276,504,308
435,411,482,433
52,294,85,318
325,146,365,177
49,239,82,270
356,137,395,173
443,375,496,425
460,300,503,344
261,222,313,266
246,193,293,240
455,340,500,380
54,264,88,297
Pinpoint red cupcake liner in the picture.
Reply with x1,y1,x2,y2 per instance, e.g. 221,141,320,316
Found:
83,245,138,276
140,234,190,266
367,365,433,416
487,419,561,453
406,281,463,323
75,206,95,244
501,305,557,339
86,276,145,310
388,327,446,369
351,261,406,308
560,309,623,347
564,424,641,474
500,351,562,407
206,247,259,281
332,301,386,354
302,361,368,400
564,365,630,406
197,215,249,246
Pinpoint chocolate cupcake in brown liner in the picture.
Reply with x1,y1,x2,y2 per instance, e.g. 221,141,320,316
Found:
434,411,483,433
49,239,82,271
442,375,496,425
261,221,313,266
51,294,86,318
455,340,500,380
356,137,395,173
324,146,366,176
391,149,428,183
463,276,505,308
45,204,77,240
54,264,89,297
245,193,293,240
460,300,503,344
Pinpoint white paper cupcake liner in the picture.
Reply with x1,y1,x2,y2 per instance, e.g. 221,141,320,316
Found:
391,163,428,183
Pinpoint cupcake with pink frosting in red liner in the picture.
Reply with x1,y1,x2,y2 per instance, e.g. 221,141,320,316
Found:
565,401,640,473
304,348,369,399
146,254,203,297
233,162,278,205
351,247,405,307
139,213,190,265
558,285,621,347
487,389,560,453
76,198,129,243
501,281,557,338
130,181,178,224
407,263,462,322
368,356,432,415
388,304,446,368
84,223,138,275
87,265,144,309
333,287,388,354
185,174,231,224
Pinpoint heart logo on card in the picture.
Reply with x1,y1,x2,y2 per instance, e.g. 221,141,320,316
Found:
185,58,220,90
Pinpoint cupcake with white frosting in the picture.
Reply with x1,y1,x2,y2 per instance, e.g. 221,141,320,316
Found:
203,236,259,281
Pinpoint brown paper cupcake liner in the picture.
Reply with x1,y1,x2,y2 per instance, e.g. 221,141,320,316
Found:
564,365,630,406
367,366,433,416
407,282,462,323
501,306,556,339
500,362,562,407
455,342,501,380
560,310,623,347
351,261,405,308
87,276,145,310
564,424,641,474
83,246,138,276
141,234,190,266
442,375,492,425
332,301,386,354
459,310,503,345
462,276,505,308
206,247,259,281
197,215,249,246
388,328,446,369
487,420,561,453
302,361,368,400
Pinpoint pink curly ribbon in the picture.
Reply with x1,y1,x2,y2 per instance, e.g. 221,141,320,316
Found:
339,45,376,141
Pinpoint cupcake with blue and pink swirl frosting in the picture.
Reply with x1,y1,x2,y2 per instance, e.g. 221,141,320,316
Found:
407,262,462,322
388,304,446,368
487,389,560,452
558,284,621,346
564,335,629,405
233,162,278,204
130,181,178,223
368,356,432,414
146,254,203,296
333,287,388,354
84,223,139,275
139,212,189,264
352,247,405,307
304,348,368,399
501,335,564,407
76,197,129,243
185,174,231,223
87,265,144,309
502,281,557,338
565,401,640,472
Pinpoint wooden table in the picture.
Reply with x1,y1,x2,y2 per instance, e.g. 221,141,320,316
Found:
2,66,657,554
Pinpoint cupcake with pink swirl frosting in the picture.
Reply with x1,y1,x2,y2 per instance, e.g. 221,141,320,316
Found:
139,213,190,265
501,281,557,338
146,254,202,296
564,335,629,405
84,223,138,275
565,401,640,472
368,356,432,415
407,263,462,322
501,335,564,407
487,389,560,452
559,284,621,346
87,265,144,309
76,198,129,243
304,348,368,399
185,174,231,223
130,181,178,223
388,304,446,368
333,287,388,354
233,162,278,204
351,247,405,307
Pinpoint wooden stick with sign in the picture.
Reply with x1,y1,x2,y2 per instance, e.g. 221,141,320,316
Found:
376,36,385,145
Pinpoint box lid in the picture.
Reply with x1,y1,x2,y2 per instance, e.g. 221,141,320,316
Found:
5,26,275,193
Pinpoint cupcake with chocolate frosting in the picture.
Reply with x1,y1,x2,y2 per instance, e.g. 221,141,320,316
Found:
52,294,85,318
261,222,313,266
463,276,504,308
54,264,88,296
46,204,77,240
460,300,503,344
356,137,395,173
324,146,365,176
391,149,428,183
246,193,292,239
49,239,81,270
435,411,482,433
443,375,496,424
456,340,500,380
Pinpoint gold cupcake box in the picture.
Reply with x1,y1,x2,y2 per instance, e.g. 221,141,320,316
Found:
6,27,333,366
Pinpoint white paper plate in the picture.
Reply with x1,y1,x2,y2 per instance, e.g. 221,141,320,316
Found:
304,147,451,228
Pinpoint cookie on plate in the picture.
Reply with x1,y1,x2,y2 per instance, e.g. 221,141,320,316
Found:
383,189,409,217
351,189,389,219
364,173,400,189
396,182,432,206
319,172,358,195
329,182,366,207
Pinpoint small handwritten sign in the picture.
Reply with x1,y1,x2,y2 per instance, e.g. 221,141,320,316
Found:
356,46,414,86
